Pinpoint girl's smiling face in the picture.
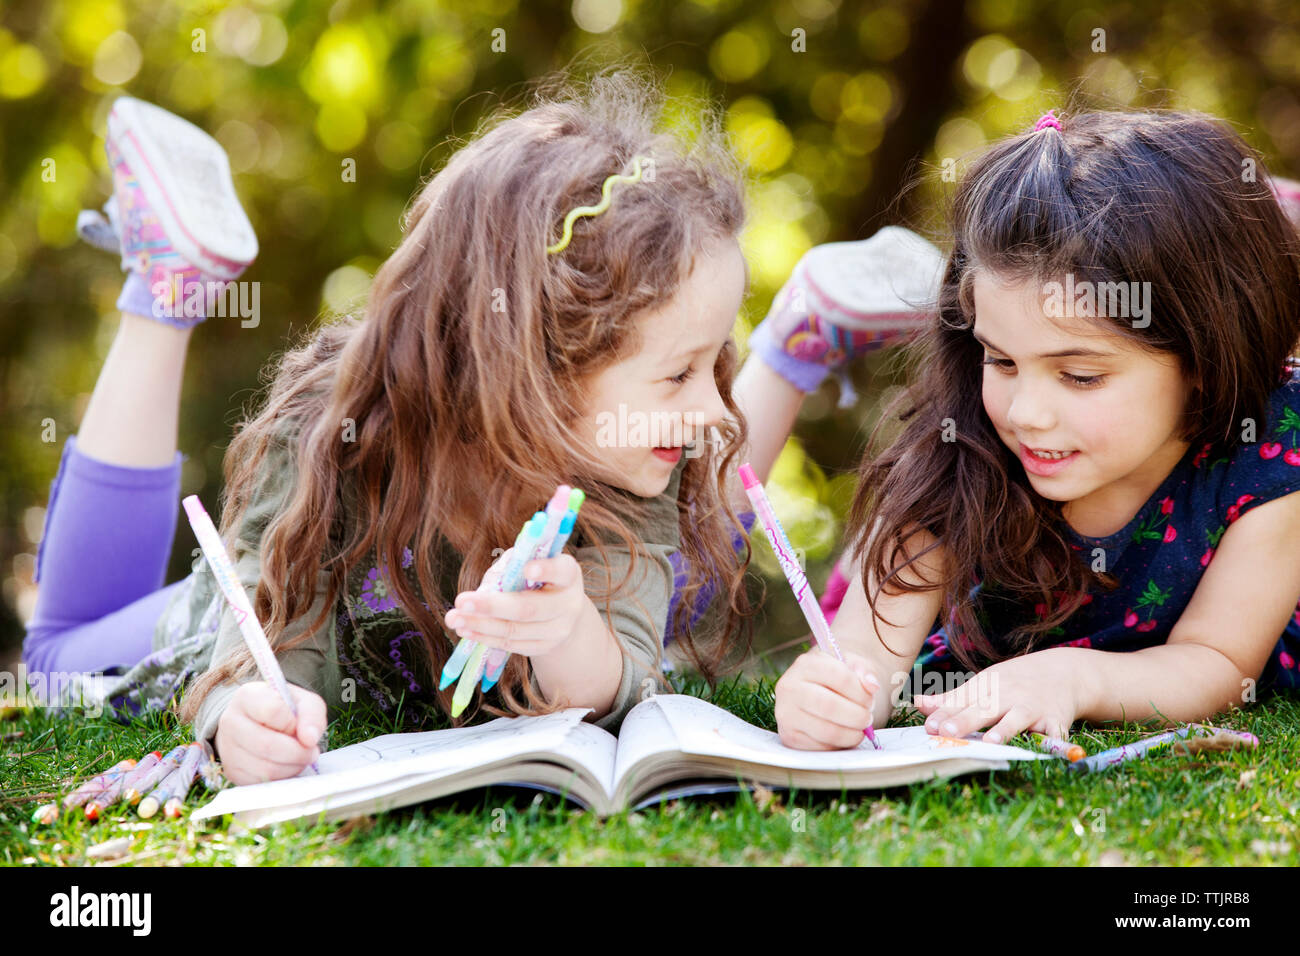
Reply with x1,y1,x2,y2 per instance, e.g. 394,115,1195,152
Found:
973,270,1195,537
576,237,748,499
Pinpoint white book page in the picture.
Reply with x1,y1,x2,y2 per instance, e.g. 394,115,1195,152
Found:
652,694,1051,771
193,708,592,820
611,696,686,791
534,720,619,797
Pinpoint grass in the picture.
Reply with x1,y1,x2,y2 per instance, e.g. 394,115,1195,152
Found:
1,677,1298,866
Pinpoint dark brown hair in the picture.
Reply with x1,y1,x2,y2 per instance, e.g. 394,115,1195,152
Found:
849,109,1300,669
180,70,757,724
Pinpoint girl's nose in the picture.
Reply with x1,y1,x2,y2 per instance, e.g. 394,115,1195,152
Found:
696,382,728,430
1005,384,1055,432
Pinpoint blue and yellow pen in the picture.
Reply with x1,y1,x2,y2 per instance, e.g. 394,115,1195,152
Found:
482,489,585,690
440,517,537,689
449,512,548,716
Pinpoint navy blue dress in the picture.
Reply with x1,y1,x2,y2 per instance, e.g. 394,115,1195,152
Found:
915,362,1300,695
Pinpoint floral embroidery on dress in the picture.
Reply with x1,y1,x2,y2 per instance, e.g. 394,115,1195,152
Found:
331,545,452,726
359,564,399,614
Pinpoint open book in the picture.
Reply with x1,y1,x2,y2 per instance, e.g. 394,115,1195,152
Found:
192,694,1050,826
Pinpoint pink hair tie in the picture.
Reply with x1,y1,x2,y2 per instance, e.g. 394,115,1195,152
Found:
1033,109,1062,132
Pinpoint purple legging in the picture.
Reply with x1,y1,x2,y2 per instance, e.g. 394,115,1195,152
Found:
23,434,187,675
23,435,754,672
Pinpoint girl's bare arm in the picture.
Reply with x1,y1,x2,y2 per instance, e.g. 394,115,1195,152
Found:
832,522,948,730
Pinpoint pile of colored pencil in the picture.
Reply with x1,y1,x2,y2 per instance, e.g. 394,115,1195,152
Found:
31,741,224,824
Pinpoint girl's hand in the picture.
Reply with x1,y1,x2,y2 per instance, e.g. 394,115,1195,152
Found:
912,649,1082,744
444,554,588,659
214,681,326,785
775,648,882,750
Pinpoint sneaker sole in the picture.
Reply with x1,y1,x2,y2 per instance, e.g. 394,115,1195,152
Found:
801,227,944,330
107,97,258,281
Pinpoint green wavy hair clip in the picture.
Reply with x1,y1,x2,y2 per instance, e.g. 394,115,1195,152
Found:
546,155,649,255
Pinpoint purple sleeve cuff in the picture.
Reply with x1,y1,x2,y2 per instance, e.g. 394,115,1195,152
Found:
748,317,832,392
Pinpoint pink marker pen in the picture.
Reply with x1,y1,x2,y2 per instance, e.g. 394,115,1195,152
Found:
738,463,880,749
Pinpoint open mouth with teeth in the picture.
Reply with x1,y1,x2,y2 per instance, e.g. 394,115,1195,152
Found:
1028,448,1075,460
1018,442,1080,473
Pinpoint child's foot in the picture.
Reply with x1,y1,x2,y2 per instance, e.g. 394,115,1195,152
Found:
77,97,258,329
749,226,944,407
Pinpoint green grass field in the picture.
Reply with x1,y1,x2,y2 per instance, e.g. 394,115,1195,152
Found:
2,677,1297,866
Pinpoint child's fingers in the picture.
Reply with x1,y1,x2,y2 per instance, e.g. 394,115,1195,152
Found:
448,587,574,634
521,554,581,589
795,683,873,734
451,589,541,624
286,684,327,748
912,693,940,714
800,652,877,706
957,703,1031,743
783,713,868,750
443,625,554,655
236,682,301,734
450,557,580,618
222,706,320,770
479,548,514,590
914,674,990,715
443,599,545,649
919,703,962,736
980,706,1043,745
779,726,843,751
928,700,1022,741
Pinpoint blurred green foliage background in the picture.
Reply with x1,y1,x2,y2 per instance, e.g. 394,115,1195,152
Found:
2,0,1298,675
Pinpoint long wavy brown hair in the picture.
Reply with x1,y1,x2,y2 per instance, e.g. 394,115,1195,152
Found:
849,108,1300,670
180,70,758,724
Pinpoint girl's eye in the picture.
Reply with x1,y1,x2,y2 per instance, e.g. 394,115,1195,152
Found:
1065,373,1105,387
669,367,695,385
980,356,1105,388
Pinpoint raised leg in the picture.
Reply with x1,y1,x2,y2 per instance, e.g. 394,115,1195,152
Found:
76,311,192,468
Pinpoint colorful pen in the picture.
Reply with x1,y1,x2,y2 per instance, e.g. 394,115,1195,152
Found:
183,496,295,709
450,644,489,718
448,513,548,710
440,514,541,689
62,758,137,810
139,743,202,818
482,489,585,690
85,761,139,821
183,496,319,771
163,744,207,818
738,463,879,750
476,489,569,690
1028,733,1085,762
124,745,189,804
117,751,162,793
1070,724,1259,773
443,510,547,692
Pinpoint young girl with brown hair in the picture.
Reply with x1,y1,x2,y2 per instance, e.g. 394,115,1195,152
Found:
25,74,752,785
25,72,937,785
777,109,1300,751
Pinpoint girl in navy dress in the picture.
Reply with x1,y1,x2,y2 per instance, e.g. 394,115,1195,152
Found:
776,108,1300,750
